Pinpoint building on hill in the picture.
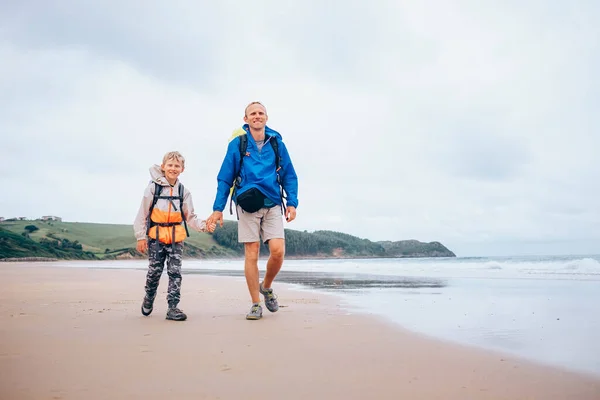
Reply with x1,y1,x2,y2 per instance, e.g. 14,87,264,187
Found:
41,216,62,221
0,217,4,222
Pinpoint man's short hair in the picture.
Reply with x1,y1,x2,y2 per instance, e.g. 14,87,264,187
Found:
162,151,185,168
244,101,267,117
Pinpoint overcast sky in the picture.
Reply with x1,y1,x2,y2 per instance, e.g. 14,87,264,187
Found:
1,1,598,257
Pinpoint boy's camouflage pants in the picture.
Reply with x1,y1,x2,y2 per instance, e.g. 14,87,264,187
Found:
144,239,183,308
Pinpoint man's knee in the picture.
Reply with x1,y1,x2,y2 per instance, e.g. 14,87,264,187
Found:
268,239,285,260
244,242,260,263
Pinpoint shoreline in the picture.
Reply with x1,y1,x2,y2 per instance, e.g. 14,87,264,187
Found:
1,263,599,399
0,253,458,263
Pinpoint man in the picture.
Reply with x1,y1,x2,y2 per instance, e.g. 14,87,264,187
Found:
208,102,299,320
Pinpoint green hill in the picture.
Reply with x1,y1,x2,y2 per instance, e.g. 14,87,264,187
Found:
211,222,455,258
0,220,456,261
0,226,95,260
0,220,235,260
378,239,456,257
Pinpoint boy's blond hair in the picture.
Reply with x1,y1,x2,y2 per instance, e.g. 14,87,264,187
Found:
162,151,185,168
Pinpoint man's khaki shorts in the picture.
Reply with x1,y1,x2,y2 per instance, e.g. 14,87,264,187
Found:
237,205,285,244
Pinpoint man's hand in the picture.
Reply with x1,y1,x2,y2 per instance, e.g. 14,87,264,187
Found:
136,239,148,254
285,206,297,222
207,211,224,228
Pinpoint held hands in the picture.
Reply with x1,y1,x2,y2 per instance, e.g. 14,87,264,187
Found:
136,239,148,254
206,220,217,233
207,211,224,229
285,206,297,222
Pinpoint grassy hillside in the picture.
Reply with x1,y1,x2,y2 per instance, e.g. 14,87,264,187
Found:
0,220,236,260
211,223,455,258
0,220,456,261
211,222,388,257
312,230,386,256
0,227,96,260
378,239,456,257
26,221,140,253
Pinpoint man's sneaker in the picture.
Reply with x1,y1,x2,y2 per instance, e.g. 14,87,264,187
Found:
166,307,187,321
246,303,263,320
259,283,279,313
141,297,154,316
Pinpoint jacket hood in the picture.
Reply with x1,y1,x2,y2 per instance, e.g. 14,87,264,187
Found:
149,164,174,186
242,124,282,140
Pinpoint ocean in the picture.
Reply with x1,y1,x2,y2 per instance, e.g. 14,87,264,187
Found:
51,254,600,377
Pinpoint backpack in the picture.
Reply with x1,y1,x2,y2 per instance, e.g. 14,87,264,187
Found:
146,182,190,239
228,133,286,215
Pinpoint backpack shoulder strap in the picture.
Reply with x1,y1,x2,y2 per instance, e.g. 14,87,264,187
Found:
150,182,162,212
230,134,248,216
146,182,162,234
269,137,286,211
178,183,190,238
270,136,280,171
239,134,248,166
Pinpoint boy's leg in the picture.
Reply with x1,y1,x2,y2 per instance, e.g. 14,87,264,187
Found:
165,241,184,309
142,239,167,315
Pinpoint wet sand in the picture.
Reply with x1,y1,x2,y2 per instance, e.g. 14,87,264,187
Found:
1,263,599,400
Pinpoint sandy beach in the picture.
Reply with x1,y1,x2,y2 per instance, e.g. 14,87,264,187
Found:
1,263,599,400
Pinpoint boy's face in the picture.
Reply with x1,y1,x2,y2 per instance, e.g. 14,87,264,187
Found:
161,158,184,183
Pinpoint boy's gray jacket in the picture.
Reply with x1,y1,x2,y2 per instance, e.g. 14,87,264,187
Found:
133,165,207,242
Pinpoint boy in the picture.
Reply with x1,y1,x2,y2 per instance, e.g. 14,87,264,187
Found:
133,151,215,321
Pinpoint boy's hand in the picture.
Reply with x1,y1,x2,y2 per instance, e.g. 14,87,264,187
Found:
206,222,217,233
136,240,148,254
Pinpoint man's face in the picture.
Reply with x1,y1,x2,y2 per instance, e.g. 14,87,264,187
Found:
244,103,268,130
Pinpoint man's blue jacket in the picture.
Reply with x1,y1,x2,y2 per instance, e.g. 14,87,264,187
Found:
212,124,299,212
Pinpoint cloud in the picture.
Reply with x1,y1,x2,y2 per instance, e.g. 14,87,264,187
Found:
1,1,222,87
1,1,599,256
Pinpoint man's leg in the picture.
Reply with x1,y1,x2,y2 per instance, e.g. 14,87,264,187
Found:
263,238,285,289
260,206,286,288
237,205,265,320
258,206,286,313
244,242,261,304
142,239,166,316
